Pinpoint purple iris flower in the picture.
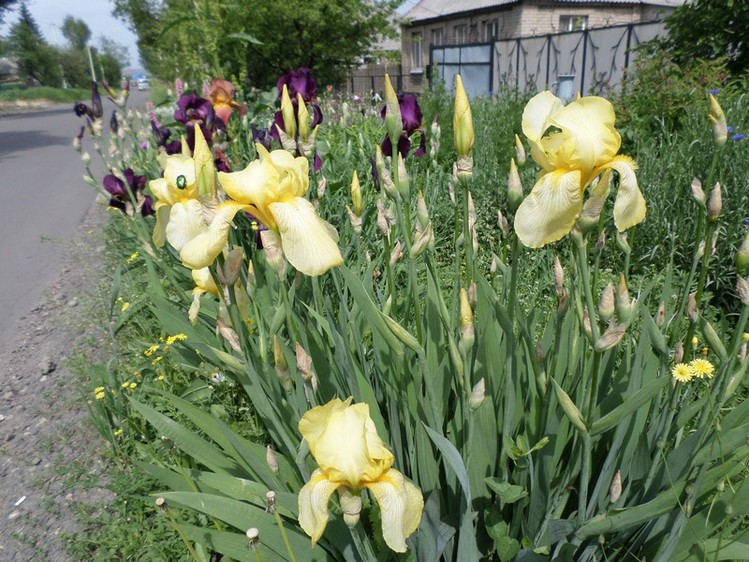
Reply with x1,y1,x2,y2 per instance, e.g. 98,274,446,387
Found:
251,126,274,153
380,93,426,158
102,169,154,217
277,67,317,102
150,121,182,155
74,102,92,119
174,91,223,151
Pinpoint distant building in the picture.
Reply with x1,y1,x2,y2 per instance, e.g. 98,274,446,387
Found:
0,58,19,84
400,0,685,92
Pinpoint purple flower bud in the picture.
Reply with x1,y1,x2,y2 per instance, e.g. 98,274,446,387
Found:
110,111,119,134
140,140,148,150
91,81,103,119
74,102,92,119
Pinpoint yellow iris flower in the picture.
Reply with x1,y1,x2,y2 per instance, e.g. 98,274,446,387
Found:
298,398,423,552
149,126,232,269
207,145,343,276
514,91,646,248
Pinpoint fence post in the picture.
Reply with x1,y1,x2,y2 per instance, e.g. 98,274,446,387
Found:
624,24,633,68
515,38,521,90
545,34,552,90
580,29,588,96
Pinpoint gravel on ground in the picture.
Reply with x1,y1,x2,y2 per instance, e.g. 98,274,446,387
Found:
0,200,113,562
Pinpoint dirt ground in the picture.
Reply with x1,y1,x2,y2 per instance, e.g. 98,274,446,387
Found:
0,200,113,562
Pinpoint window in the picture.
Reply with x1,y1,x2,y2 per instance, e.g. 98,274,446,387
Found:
559,15,588,32
431,28,444,46
484,19,499,41
469,23,479,42
454,24,467,44
412,32,423,70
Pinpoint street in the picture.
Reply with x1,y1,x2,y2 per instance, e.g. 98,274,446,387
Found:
0,91,148,354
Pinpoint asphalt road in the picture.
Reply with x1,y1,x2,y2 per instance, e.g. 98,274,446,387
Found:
0,91,149,354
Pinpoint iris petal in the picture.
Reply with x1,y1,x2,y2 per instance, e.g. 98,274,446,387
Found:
364,469,424,553
153,203,171,247
298,469,340,544
515,170,583,248
599,156,646,232
268,197,343,276
180,203,246,270
549,96,621,173
165,199,208,251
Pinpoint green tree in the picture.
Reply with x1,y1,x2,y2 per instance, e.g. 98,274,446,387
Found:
665,0,749,74
61,15,91,50
96,36,128,83
113,0,397,87
9,2,60,86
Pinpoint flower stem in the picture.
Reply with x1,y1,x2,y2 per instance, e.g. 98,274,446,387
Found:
273,510,298,562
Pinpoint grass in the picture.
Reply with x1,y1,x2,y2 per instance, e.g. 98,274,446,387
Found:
63,69,749,560
0,86,90,104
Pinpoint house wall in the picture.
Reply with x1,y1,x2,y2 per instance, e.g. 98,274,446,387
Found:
401,1,676,92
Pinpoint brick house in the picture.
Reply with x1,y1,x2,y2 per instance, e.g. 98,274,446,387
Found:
400,0,685,92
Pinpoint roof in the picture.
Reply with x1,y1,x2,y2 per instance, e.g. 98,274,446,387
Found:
402,0,685,24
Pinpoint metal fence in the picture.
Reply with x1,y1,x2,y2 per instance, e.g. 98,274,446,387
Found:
431,21,668,99
341,64,403,95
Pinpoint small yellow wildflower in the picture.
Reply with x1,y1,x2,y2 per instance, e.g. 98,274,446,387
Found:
114,429,123,437
152,356,163,365
95,391,106,400
128,382,138,390
121,302,130,312
165,333,188,345
144,344,160,357
157,374,165,381
127,251,139,264
672,363,694,383
121,381,130,388
691,336,699,347
702,346,709,356
690,358,715,379
743,332,749,343
94,386,104,393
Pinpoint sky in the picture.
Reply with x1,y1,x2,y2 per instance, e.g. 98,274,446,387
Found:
1,0,141,68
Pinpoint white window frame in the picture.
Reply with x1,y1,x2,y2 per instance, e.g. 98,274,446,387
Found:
559,15,588,32
454,24,467,44
484,19,499,41
412,32,423,71
431,28,444,46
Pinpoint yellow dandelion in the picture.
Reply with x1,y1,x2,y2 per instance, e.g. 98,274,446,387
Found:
691,336,699,347
144,344,160,357
127,251,139,264
121,302,130,312
672,363,694,383
114,429,123,437
166,333,187,345
689,358,715,379
95,391,106,400
128,382,137,390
